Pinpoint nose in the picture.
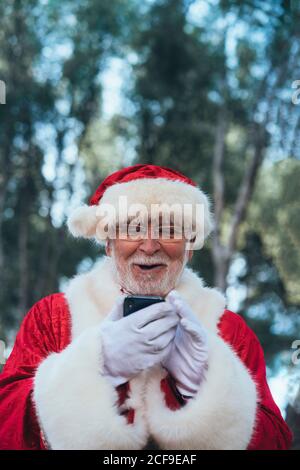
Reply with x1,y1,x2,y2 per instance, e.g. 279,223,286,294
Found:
137,237,161,256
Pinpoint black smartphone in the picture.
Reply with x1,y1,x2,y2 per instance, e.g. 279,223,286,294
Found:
123,295,165,317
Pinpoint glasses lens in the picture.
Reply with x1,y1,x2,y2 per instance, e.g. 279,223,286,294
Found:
116,222,185,242
128,223,148,240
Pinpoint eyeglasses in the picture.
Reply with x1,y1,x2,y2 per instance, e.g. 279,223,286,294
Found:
114,223,195,244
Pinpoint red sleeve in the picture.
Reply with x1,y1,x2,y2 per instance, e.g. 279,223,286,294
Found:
226,312,293,450
160,372,189,410
218,310,293,450
116,382,135,424
0,294,69,450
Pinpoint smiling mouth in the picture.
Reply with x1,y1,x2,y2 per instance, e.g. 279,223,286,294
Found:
134,263,166,271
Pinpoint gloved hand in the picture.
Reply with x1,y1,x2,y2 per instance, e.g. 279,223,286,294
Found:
162,290,209,398
99,296,180,387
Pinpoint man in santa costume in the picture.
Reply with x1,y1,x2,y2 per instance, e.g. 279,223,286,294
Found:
0,164,293,450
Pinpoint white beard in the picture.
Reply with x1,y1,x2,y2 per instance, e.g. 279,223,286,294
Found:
110,248,189,297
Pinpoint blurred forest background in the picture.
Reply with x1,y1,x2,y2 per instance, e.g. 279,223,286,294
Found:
0,0,300,447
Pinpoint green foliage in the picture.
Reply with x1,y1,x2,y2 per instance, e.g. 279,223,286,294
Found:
129,0,223,182
249,160,300,304
0,0,135,335
80,119,124,189
127,0,300,379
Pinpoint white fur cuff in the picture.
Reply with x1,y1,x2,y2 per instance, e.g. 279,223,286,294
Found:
33,325,148,450
145,333,258,450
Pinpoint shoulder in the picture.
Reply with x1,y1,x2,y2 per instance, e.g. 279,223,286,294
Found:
5,294,72,370
20,293,72,348
23,293,70,323
217,309,271,387
217,309,262,357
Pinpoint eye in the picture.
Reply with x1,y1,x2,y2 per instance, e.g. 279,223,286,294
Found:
127,222,148,238
132,223,146,233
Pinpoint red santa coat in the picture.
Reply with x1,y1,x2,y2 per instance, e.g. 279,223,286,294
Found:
0,257,293,450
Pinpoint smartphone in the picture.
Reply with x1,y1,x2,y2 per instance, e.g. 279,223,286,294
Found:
123,295,165,317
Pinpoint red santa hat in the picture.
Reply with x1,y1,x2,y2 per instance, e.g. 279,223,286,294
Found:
67,164,213,249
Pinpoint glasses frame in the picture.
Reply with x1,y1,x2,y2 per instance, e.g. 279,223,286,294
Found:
114,222,196,245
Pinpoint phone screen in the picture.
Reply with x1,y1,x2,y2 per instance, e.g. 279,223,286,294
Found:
123,295,165,317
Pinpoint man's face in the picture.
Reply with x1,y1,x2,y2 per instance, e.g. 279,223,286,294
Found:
106,222,193,297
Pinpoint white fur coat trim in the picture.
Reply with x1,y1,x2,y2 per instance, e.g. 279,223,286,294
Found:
33,324,149,450
33,256,257,449
144,335,257,449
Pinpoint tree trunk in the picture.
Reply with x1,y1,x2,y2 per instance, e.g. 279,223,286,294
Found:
18,194,29,317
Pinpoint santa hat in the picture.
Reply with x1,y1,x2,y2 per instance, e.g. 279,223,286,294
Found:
67,164,213,249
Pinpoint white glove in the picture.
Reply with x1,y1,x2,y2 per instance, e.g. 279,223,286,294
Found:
162,290,209,398
99,296,179,387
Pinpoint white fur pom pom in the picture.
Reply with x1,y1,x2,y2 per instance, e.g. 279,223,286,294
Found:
67,205,99,238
